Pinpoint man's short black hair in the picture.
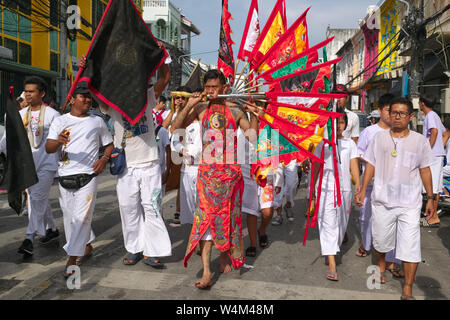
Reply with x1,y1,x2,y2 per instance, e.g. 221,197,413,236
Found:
159,95,167,103
203,69,226,86
444,116,450,130
24,76,47,93
378,93,394,110
419,94,436,109
176,86,192,93
336,107,348,130
390,97,414,114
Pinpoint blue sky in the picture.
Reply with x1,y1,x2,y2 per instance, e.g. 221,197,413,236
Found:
170,0,379,65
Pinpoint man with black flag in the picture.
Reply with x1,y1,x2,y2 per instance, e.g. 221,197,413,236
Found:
0,77,60,256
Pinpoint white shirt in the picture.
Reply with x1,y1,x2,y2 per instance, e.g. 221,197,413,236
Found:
342,108,360,139
104,87,159,167
0,106,59,172
156,125,170,174
47,114,113,176
423,110,446,157
171,121,202,173
314,138,358,192
363,130,434,209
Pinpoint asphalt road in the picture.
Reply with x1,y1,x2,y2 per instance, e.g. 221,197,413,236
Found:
0,173,449,300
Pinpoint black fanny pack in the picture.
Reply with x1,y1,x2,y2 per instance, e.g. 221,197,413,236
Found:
59,173,97,190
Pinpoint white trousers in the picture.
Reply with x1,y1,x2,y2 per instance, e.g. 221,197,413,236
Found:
180,167,198,225
423,156,444,194
318,190,352,256
59,177,97,257
241,167,260,216
283,161,299,206
116,163,172,257
26,170,56,237
372,204,421,263
360,187,401,264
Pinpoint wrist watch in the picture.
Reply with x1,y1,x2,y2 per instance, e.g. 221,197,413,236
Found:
424,195,436,201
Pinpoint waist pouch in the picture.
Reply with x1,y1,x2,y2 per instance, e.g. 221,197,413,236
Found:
59,173,97,190
110,147,126,175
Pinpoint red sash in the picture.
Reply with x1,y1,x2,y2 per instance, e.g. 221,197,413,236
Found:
183,104,245,269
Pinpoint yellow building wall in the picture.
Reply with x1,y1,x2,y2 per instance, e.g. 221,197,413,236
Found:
30,0,50,70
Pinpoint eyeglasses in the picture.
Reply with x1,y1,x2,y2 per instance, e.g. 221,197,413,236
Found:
390,111,410,118
174,96,187,100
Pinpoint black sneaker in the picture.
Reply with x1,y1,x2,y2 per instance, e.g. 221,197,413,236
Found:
18,239,33,255
39,229,60,245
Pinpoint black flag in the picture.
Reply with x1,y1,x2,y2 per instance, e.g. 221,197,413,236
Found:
185,62,204,92
79,0,168,125
4,87,38,215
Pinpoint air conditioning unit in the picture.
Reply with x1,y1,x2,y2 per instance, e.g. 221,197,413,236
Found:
441,88,450,114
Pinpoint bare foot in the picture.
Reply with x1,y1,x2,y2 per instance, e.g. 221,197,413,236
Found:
220,253,232,274
195,274,212,289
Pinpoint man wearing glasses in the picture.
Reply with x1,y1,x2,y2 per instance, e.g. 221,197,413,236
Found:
355,97,436,300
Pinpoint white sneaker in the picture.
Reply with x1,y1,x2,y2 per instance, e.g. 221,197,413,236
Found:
285,207,294,221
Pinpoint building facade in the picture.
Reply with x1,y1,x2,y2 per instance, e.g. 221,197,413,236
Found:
0,0,143,122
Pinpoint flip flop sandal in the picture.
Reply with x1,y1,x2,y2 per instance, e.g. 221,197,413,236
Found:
420,217,440,228
258,232,269,249
63,268,76,279
142,257,165,269
356,247,368,257
76,252,93,266
387,267,405,278
245,246,257,257
123,252,143,265
400,295,416,300
326,271,338,281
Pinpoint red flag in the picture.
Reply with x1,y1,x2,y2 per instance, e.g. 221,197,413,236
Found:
238,0,260,61
218,0,235,86
255,8,310,73
248,0,287,69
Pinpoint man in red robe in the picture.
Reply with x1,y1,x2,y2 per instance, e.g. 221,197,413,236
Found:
172,70,260,289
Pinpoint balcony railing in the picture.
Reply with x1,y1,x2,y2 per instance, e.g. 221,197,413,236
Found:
143,0,167,7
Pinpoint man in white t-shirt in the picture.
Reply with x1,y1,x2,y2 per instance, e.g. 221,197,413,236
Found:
80,54,172,269
46,82,113,276
154,122,171,198
171,120,202,226
0,77,60,256
419,94,444,227
335,84,359,144
356,93,403,276
355,97,435,300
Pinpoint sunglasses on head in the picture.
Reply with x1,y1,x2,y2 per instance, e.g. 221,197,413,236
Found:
175,96,187,100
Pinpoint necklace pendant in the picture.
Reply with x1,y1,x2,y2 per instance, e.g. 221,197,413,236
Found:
391,150,398,157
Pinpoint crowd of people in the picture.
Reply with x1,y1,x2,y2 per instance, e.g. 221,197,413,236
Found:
0,54,445,300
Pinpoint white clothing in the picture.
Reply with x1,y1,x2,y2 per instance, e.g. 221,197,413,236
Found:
357,123,389,158
171,121,202,170
363,131,434,209
116,163,171,257
423,110,446,157
0,106,59,172
104,87,159,167
372,204,421,263
427,156,444,194
342,109,360,139
47,114,112,176
359,186,373,251
242,169,260,216
283,160,299,206
443,139,450,177
60,177,97,257
156,125,170,174
258,166,284,210
180,169,198,225
318,190,352,256
25,170,56,237
314,138,358,192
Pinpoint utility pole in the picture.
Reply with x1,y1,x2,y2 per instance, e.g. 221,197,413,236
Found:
58,1,68,106
400,0,426,109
